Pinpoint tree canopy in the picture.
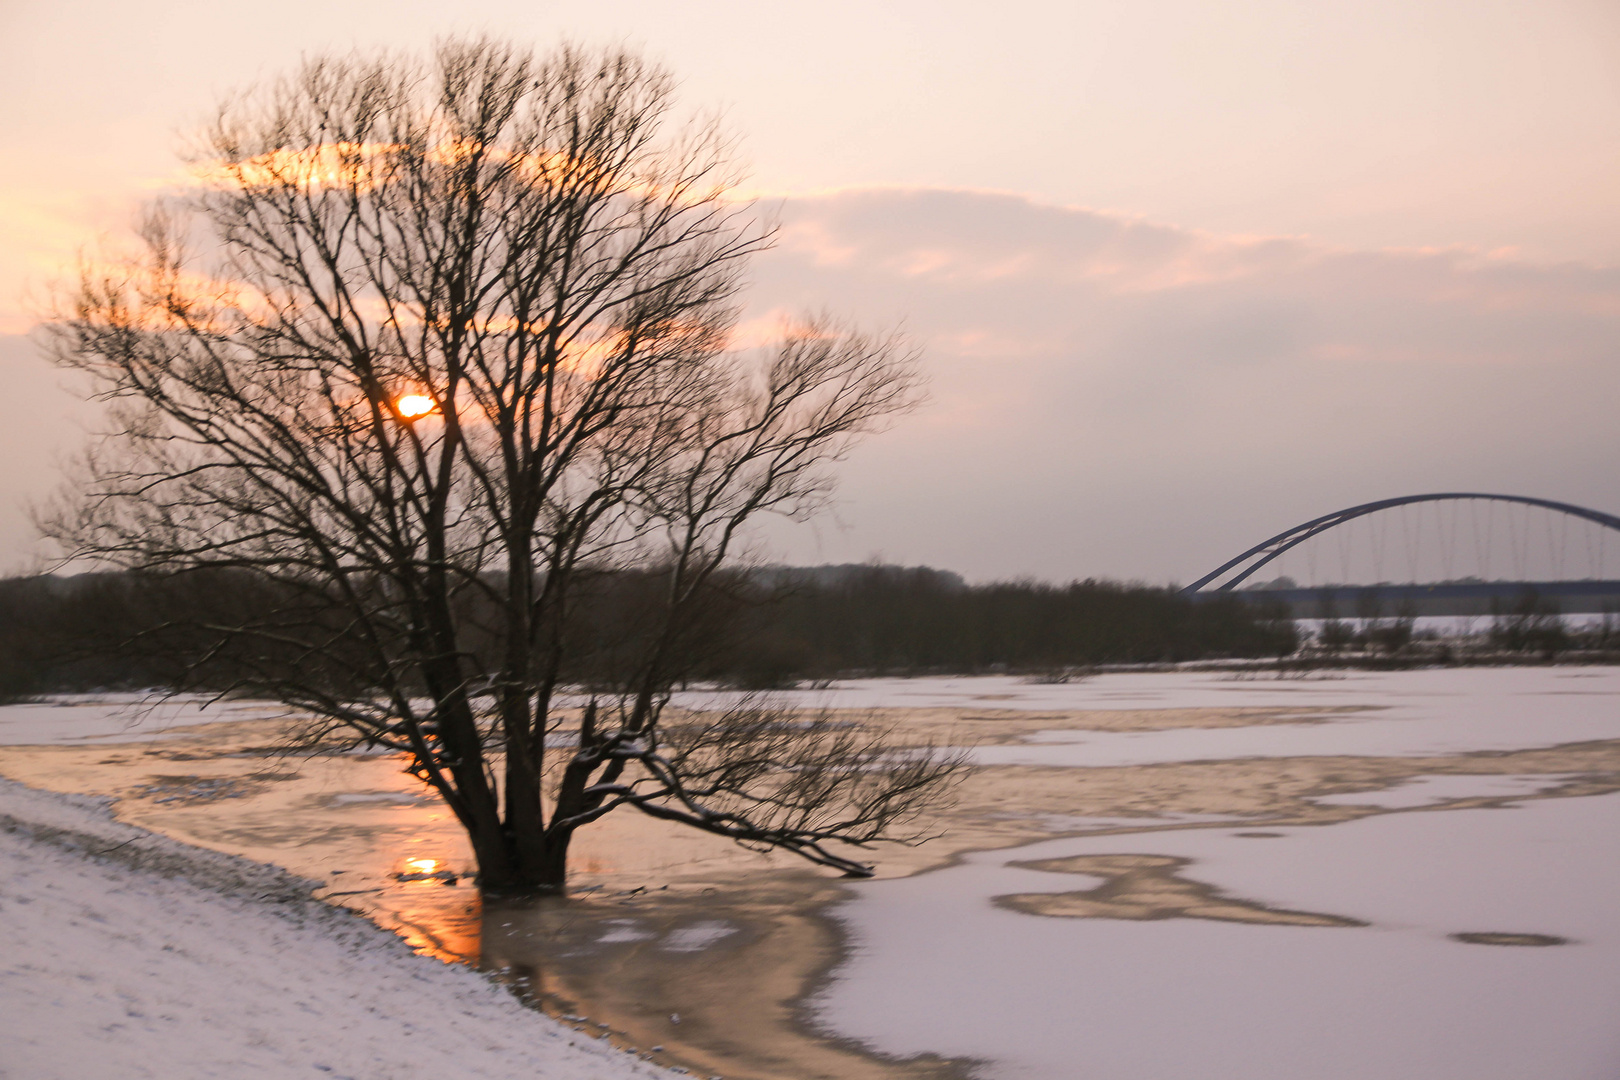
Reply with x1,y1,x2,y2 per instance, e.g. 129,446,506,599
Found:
45,38,962,894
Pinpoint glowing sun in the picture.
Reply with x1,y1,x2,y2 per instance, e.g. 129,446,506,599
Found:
396,394,436,419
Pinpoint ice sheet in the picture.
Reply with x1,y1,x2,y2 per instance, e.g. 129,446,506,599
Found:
816,793,1620,1080
671,664,1620,714
958,667,1620,765
1310,773,1581,809
0,694,284,745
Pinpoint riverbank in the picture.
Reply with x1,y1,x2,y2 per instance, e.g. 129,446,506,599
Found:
0,777,679,1080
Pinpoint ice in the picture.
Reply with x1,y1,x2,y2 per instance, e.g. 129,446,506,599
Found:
670,664,1620,713
597,920,657,944
812,668,1620,1078
0,693,283,745
328,792,422,805
1035,811,1248,831
960,667,1620,765
659,921,737,952
816,793,1620,1080
1310,773,1581,809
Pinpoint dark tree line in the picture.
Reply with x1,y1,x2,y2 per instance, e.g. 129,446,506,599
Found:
0,564,1299,699
726,565,1299,684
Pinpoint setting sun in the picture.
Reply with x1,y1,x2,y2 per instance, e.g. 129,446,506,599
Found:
395,394,435,419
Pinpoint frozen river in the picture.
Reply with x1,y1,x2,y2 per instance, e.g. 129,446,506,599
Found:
0,694,285,745
5,668,1617,1079
675,666,1620,766
804,667,1620,1080
816,793,1620,1080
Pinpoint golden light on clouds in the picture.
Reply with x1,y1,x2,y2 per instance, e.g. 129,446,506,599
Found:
195,140,602,196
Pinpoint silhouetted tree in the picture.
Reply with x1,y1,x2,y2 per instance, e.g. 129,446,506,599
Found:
44,39,962,894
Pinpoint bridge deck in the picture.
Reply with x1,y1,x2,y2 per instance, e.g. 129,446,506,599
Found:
1225,580,1620,617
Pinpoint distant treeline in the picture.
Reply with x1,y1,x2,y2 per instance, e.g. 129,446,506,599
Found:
727,565,1297,685
0,565,1297,698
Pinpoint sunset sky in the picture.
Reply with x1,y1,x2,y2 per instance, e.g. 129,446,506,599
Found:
3,0,1618,582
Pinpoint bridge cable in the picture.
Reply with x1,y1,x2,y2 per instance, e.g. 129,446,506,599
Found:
1400,503,1420,584
1551,510,1567,581
1372,512,1386,584
1485,501,1496,580
1439,500,1456,582
1337,517,1352,584
1510,503,1528,580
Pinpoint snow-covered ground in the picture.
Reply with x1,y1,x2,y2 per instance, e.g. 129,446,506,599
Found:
672,664,1620,715
816,793,1620,1080
16,666,1618,757
669,667,1620,766
0,778,677,1080
0,694,283,746
966,670,1620,766
1297,613,1618,638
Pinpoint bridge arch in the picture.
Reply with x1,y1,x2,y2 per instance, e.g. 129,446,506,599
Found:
1183,493,1620,594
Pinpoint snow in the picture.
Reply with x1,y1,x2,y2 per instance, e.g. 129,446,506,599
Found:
1297,613,1620,637
961,666,1620,766
327,792,424,805
816,793,1620,1080
659,921,738,953
673,664,1620,714
0,694,282,746
0,778,677,1080
1309,773,1581,809
8,669,1619,1079
596,920,658,944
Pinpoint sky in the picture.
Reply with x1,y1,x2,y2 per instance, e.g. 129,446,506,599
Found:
2,0,1618,583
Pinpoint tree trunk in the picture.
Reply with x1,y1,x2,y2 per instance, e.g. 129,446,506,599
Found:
465,816,520,893
466,818,573,895
533,829,573,894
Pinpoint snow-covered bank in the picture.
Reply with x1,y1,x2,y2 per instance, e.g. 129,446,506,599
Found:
0,778,676,1080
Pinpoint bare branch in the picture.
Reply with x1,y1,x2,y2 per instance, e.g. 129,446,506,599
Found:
42,39,937,896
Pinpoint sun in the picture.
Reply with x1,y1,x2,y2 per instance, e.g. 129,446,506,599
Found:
395,394,436,419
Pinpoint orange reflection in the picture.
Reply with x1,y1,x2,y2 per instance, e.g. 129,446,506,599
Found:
386,892,483,964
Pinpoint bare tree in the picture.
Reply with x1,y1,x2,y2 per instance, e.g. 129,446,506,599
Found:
44,38,965,894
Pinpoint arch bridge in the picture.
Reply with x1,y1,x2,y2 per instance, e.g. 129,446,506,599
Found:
1183,493,1620,612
